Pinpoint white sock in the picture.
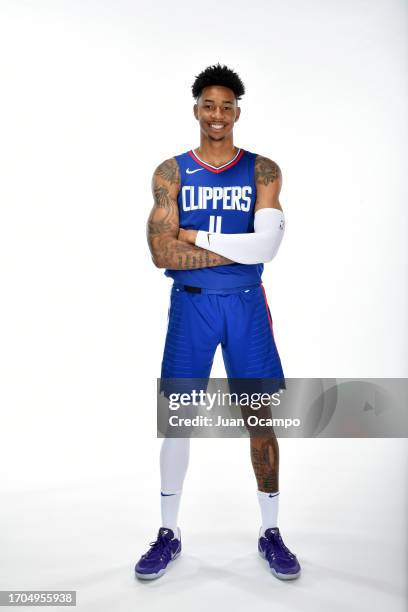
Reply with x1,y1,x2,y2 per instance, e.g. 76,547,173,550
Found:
160,438,190,535
257,490,279,536
160,490,182,535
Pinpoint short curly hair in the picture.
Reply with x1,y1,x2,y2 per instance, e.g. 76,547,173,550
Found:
191,63,245,101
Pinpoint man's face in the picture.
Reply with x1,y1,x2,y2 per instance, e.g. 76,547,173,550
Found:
194,85,241,141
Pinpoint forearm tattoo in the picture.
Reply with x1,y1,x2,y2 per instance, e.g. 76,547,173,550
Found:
250,436,279,493
147,158,233,270
255,155,281,186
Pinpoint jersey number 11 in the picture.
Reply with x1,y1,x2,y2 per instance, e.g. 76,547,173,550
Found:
209,216,222,233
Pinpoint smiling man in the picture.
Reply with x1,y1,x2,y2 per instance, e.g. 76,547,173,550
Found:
135,63,301,581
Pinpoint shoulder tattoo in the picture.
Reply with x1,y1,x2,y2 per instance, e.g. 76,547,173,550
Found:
255,155,281,186
155,158,180,185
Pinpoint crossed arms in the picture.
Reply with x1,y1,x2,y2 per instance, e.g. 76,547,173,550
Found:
147,156,284,270
147,158,232,269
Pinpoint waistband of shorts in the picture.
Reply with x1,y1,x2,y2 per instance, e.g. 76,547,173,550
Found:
172,282,262,295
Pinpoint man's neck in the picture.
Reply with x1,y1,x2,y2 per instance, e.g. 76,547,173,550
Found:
194,137,238,167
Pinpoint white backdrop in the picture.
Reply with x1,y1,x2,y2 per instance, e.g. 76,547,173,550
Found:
0,1,407,611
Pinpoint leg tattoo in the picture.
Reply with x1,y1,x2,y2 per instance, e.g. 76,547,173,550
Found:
250,436,279,493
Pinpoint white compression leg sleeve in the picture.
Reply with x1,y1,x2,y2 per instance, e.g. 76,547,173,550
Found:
160,438,190,533
195,208,285,265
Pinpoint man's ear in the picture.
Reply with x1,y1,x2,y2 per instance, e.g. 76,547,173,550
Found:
193,103,198,120
234,106,241,122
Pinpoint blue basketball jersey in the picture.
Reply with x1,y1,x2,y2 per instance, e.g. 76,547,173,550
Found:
164,148,263,289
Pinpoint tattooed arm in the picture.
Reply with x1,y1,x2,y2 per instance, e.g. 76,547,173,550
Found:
147,157,234,270
254,155,283,212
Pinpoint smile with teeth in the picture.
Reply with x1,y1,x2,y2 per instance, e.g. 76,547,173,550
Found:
210,123,225,130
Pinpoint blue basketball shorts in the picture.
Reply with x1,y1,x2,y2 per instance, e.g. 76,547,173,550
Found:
160,282,285,389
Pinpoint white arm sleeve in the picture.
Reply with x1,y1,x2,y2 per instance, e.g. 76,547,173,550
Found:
195,208,285,265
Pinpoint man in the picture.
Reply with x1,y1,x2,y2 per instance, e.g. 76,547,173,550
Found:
135,63,301,581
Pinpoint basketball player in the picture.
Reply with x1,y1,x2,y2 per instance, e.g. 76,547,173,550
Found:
135,64,301,581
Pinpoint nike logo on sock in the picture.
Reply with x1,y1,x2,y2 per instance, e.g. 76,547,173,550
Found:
161,492,176,496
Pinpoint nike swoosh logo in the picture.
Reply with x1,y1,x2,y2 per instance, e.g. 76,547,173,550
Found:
186,168,204,174
161,492,176,497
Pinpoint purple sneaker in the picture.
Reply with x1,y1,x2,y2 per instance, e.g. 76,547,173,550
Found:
135,527,181,580
258,527,301,580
